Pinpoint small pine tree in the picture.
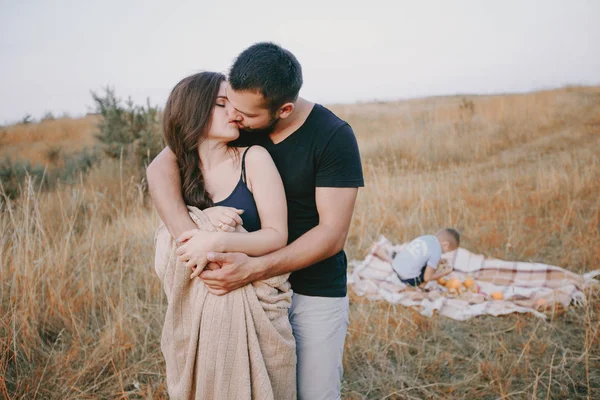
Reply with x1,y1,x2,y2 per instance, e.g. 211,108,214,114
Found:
21,114,34,124
91,87,164,170
41,111,55,122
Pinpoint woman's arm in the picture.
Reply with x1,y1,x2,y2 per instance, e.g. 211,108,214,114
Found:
176,146,287,263
213,146,288,255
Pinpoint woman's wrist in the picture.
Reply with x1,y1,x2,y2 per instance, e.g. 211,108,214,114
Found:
213,231,228,253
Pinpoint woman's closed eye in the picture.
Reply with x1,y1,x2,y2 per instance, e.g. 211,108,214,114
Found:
215,96,228,108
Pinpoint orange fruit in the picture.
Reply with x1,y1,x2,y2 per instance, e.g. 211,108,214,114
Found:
491,292,504,300
463,277,475,289
446,278,461,290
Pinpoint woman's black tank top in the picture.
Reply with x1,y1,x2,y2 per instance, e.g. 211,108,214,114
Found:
213,147,261,233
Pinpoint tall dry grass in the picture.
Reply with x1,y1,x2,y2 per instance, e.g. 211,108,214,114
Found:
334,87,600,399
1,87,599,399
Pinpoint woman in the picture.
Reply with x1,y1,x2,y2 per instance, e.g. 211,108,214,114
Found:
154,72,296,399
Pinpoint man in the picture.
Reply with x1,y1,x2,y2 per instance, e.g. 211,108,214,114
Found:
147,42,364,399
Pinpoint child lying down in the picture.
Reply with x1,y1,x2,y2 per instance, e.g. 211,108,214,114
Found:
378,228,459,287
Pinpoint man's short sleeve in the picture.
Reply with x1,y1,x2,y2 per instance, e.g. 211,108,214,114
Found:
315,123,364,188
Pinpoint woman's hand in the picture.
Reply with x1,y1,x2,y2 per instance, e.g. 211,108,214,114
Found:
176,230,222,279
203,206,244,232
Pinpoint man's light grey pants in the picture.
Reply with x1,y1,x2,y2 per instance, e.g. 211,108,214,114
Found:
288,294,350,400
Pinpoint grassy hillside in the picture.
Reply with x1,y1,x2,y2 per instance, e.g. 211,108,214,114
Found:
0,115,99,165
1,86,599,399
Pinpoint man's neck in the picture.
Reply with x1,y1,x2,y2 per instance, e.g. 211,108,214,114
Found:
269,98,314,144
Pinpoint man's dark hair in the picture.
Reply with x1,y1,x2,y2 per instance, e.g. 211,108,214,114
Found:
229,42,303,110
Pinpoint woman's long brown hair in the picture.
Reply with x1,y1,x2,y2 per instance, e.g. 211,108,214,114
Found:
162,72,225,209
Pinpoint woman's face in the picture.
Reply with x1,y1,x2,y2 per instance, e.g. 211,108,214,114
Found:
207,81,240,142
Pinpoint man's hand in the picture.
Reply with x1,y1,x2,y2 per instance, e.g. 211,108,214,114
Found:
198,252,261,295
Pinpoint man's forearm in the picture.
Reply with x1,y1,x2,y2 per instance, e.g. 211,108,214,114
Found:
157,199,197,239
253,224,347,280
147,149,196,238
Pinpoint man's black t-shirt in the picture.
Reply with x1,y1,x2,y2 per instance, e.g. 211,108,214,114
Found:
236,104,364,297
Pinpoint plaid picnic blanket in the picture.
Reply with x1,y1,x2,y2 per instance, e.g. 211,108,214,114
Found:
347,236,600,321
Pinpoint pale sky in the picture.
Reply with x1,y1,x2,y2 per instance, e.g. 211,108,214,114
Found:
1,0,599,124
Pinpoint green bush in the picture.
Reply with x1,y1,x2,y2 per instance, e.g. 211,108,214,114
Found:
0,158,46,200
54,147,102,183
41,111,55,122
20,114,34,124
91,87,164,171
1,88,164,204
0,147,101,202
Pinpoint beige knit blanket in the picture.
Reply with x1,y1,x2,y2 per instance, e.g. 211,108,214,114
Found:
154,206,296,399
348,235,600,321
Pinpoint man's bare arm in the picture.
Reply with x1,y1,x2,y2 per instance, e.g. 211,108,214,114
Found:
198,187,359,294
255,187,358,279
146,147,196,238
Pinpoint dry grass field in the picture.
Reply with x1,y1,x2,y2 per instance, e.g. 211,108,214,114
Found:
0,116,99,165
1,86,599,399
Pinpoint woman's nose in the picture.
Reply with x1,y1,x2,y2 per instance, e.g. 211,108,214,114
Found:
225,102,242,121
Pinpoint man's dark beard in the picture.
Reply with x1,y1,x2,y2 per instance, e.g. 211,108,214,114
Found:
229,114,280,147
240,115,279,136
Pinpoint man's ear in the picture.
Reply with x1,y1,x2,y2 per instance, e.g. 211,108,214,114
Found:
276,102,295,119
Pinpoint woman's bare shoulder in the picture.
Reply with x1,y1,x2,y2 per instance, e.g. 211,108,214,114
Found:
243,146,279,187
244,145,273,165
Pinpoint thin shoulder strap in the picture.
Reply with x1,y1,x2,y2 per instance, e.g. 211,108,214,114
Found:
241,145,253,184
